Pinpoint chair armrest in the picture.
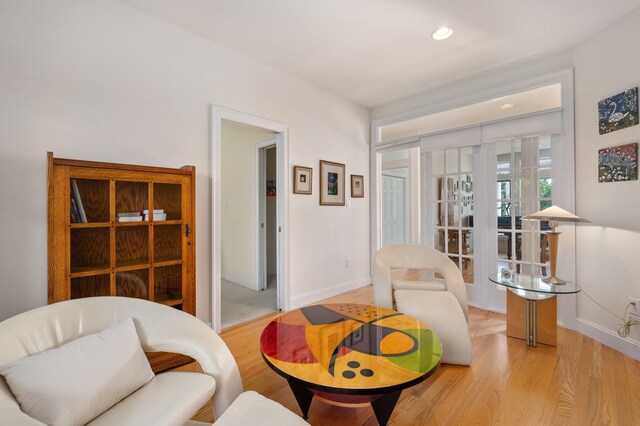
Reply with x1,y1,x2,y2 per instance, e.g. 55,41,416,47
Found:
373,257,394,309
131,305,243,418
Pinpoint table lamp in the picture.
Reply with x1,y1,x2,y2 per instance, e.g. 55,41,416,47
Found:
522,205,588,284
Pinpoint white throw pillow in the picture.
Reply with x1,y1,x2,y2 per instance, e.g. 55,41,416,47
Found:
0,317,154,426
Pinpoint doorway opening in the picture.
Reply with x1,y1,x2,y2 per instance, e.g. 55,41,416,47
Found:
212,106,289,333
219,122,279,329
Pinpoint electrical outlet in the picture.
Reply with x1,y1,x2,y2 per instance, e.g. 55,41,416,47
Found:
628,297,640,317
346,257,352,268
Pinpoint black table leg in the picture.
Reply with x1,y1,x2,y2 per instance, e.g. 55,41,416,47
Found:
287,378,314,420
371,390,402,426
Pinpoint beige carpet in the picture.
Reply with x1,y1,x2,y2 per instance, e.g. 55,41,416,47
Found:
221,275,277,329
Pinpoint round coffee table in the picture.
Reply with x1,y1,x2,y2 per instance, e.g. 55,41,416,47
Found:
260,303,442,425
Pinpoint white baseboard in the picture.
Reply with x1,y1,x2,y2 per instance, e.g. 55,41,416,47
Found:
290,277,371,309
576,317,640,361
472,302,506,315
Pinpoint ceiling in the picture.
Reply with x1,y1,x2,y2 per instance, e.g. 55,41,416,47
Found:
120,0,640,108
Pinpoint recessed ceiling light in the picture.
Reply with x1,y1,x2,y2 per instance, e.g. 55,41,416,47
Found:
432,27,453,41
500,103,514,109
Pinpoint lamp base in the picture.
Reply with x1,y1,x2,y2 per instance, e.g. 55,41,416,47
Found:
542,275,566,285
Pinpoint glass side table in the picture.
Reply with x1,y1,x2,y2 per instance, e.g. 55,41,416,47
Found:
488,273,580,347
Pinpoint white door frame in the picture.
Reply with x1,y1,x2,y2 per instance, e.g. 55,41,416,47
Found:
257,140,277,292
211,105,289,333
370,69,575,328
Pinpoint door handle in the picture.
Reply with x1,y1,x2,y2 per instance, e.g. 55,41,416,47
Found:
261,223,265,228
185,224,191,237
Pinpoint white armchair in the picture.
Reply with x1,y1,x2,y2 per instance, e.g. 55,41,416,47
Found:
373,244,472,365
373,244,469,318
0,297,308,425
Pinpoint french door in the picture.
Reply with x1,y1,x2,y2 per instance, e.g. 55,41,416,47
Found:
424,146,477,284
420,136,555,310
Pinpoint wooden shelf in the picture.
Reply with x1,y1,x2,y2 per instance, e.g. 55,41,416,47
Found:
116,258,150,270
156,298,183,307
70,266,111,278
115,221,150,227
69,222,110,229
48,152,196,314
152,220,182,226
154,257,182,267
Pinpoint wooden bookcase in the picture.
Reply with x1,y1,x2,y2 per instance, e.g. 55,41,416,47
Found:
47,152,196,315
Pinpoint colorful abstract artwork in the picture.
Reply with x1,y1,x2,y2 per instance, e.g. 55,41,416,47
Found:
598,88,638,135
598,143,638,182
327,172,338,195
260,304,441,390
319,160,345,206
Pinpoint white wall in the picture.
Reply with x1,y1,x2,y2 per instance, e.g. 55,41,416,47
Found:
573,8,640,355
221,122,273,290
0,0,370,322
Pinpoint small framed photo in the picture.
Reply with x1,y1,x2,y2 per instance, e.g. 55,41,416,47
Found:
351,175,364,198
293,166,312,194
319,160,345,206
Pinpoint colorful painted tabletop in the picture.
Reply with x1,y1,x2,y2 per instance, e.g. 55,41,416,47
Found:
260,303,442,393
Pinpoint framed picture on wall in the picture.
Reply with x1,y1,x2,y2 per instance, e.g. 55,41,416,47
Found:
598,87,639,134
293,166,312,194
319,160,345,206
351,175,364,198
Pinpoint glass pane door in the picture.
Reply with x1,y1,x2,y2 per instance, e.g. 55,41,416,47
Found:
431,147,475,283
496,136,551,276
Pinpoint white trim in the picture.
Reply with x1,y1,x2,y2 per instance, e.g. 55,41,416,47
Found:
256,139,277,293
376,137,421,151
409,147,421,244
468,301,506,316
577,318,640,361
481,109,562,144
211,105,289,333
420,125,482,152
372,70,570,129
290,277,372,309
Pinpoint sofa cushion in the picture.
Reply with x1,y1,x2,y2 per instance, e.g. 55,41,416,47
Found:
88,372,215,426
392,279,447,291
0,318,154,426
214,391,309,426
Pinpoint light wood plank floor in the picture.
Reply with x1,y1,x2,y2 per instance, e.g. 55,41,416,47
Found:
184,285,640,425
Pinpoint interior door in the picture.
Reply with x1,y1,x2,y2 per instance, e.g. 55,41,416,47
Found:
381,174,407,246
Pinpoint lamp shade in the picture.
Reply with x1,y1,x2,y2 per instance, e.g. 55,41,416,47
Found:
522,205,589,223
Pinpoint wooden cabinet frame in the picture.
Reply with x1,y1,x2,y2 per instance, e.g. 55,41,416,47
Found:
47,152,196,315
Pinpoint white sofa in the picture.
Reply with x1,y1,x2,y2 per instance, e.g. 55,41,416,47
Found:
0,297,308,426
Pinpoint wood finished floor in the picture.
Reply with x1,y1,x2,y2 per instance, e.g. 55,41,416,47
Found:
184,285,640,425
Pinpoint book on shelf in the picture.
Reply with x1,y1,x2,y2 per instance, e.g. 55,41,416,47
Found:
70,179,88,223
70,198,80,223
144,213,167,221
142,208,166,221
118,216,143,222
117,212,142,218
